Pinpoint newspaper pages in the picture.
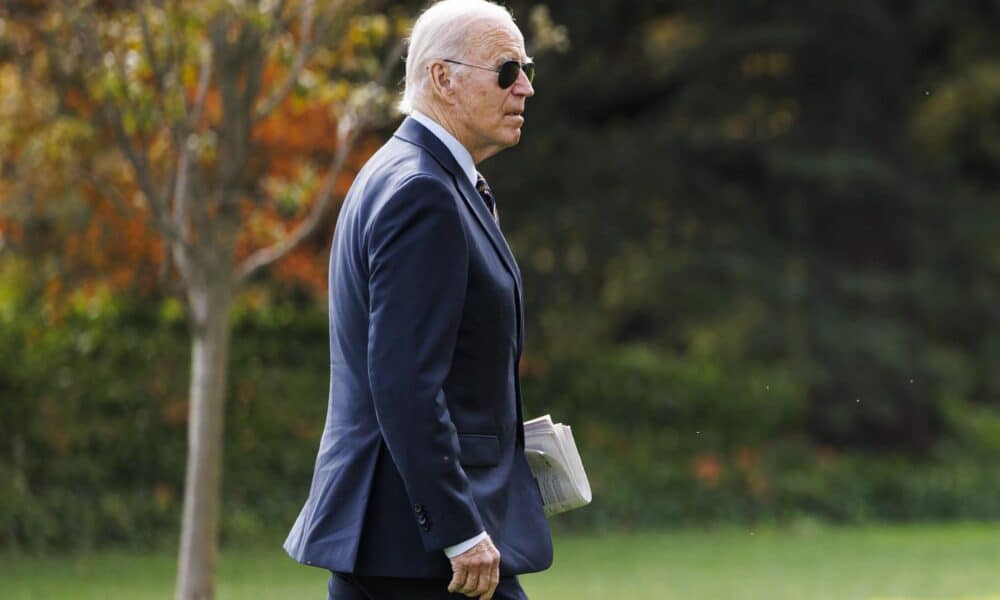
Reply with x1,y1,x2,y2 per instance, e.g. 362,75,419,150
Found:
523,415,592,517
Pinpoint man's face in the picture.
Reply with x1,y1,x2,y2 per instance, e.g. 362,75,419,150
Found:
450,21,534,163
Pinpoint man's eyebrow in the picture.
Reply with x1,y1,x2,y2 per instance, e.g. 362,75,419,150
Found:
496,53,529,63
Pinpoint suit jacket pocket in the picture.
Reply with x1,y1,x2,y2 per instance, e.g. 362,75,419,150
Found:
457,434,500,467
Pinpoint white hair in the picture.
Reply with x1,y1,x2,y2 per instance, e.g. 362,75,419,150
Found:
398,0,519,115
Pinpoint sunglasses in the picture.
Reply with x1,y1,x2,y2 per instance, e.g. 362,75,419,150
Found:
442,58,535,89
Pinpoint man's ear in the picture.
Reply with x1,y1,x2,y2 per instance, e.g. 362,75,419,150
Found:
428,61,456,105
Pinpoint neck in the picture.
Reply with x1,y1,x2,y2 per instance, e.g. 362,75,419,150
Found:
415,103,498,164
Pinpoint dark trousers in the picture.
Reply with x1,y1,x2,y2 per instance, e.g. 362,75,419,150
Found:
327,572,529,600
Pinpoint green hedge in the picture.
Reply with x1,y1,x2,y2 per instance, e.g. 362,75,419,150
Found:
2,300,999,551
0,297,328,551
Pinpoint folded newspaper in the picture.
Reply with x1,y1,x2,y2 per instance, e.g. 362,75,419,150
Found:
523,415,592,517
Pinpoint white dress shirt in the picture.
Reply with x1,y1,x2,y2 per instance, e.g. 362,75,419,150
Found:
410,110,479,188
407,110,490,559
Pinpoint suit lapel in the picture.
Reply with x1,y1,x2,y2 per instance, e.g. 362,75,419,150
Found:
394,117,525,355
394,119,520,284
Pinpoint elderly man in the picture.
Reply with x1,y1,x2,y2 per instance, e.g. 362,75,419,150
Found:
283,1,551,598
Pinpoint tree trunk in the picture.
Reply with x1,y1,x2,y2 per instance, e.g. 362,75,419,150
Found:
175,285,234,600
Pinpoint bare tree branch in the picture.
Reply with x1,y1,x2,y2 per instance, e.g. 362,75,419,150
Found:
252,0,316,121
253,0,355,122
139,4,166,92
234,122,358,285
271,0,290,23
105,52,178,239
96,86,187,258
24,1,196,267
84,170,194,260
137,2,183,121
139,2,212,284
163,39,210,232
257,0,293,37
234,35,405,285
62,6,185,256
183,40,213,133
170,42,213,250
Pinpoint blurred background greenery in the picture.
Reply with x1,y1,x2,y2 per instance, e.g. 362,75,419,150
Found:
1,0,999,568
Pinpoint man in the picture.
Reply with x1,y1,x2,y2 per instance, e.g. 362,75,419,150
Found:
283,1,552,598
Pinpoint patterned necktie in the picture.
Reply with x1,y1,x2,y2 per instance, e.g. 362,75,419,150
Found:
475,173,499,223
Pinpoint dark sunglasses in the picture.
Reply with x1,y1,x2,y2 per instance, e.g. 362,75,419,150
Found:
442,58,535,89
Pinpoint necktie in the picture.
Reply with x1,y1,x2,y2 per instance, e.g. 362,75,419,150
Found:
475,173,499,223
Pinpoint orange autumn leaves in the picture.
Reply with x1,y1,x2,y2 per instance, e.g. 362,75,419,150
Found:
240,95,381,298
692,446,769,497
57,92,375,303
68,185,167,294
0,6,391,307
113,88,378,299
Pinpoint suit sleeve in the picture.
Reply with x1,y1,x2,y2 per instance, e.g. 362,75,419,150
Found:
366,175,483,551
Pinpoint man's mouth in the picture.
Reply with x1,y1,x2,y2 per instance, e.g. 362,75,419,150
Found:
504,110,525,118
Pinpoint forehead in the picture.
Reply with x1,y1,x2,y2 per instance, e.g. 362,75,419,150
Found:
466,19,526,62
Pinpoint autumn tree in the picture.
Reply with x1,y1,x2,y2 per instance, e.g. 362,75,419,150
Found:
0,0,569,596
1,1,405,597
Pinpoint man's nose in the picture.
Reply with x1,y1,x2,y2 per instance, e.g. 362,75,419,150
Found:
513,69,534,97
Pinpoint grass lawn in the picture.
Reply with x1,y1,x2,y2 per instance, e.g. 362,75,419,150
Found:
3,522,1000,599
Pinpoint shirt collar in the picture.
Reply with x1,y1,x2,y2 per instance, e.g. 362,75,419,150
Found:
410,110,478,188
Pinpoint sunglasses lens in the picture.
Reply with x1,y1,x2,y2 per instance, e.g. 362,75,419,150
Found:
522,62,535,83
498,61,520,88
498,61,534,89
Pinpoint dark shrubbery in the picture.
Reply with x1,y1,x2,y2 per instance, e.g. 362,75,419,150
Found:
2,300,998,551
521,349,1000,530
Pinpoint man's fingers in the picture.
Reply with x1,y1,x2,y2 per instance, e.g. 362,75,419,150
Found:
463,571,481,597
448,565,468,594
474,548,500,599
479,559,500,600
449,537,501,597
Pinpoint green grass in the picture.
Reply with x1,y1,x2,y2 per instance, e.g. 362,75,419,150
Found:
3,522,1000,599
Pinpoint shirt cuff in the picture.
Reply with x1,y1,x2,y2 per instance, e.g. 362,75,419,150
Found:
443,531,489,559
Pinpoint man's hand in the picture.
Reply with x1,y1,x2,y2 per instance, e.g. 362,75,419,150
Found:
448,536,501,599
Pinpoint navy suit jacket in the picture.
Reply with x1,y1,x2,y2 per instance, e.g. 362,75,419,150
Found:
283,118,553,578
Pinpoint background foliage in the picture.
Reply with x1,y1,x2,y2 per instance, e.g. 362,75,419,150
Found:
2,0,1000,550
